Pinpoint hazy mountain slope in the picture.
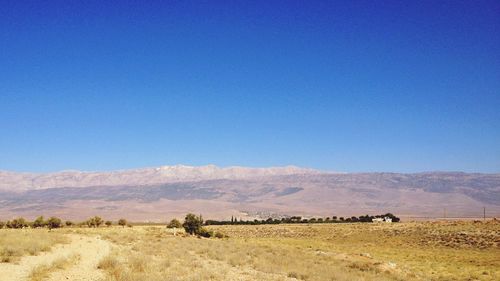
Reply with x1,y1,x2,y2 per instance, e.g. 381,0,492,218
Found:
0,166,499,221
0,165,320,191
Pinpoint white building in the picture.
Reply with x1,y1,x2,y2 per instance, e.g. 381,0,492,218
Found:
372,217,392,223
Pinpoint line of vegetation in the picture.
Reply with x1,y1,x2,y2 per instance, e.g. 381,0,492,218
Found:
205,213,400,225
0,216,131,229
0,212,400,238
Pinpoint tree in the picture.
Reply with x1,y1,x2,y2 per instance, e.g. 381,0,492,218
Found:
47,217,62,230
182,213,203,235
105,221,112,227
118,218,127,227
8,217,28,229
167,218,182,229
65,221,74,227
94,216,103,227
0,221,4,229
87,216,104,228
33,216,46,228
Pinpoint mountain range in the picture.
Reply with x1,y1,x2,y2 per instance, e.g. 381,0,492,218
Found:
0,165,499,221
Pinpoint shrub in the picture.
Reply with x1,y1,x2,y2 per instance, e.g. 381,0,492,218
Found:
198,228,214,238
182,213,203,235
105,221,112,227
167,218,182,229
118,218,127,227
7,218,28,229
0,221,4,229
65,221,74,227
86,216,104,228
32,216,46,228
98,255,119,270
214,232,226,239
47,217,62,230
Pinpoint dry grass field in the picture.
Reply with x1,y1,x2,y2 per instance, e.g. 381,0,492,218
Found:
0,230,68,263
0,220,498,281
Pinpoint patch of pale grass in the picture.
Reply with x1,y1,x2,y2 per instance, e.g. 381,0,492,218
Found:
28,254,79,281
0,229,68,263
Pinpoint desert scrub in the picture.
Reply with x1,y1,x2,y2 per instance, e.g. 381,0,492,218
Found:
93,222,500,281
28,254,79,281
0,229,68,263
97,226,400,281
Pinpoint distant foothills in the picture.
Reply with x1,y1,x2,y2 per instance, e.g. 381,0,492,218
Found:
0,165,499,221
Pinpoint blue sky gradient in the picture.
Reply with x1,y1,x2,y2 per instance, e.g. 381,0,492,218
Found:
1,1,499,173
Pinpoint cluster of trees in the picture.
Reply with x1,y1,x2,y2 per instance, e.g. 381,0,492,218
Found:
0,216,63,230
0,216,131,229
205,213,400,225
167,214,226,238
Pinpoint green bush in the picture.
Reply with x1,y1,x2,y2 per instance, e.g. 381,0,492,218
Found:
32,216,46,228
86,216,104,228
47,217,62,230
197,228,214,238
105,221,112,227
182,213,203,235
7,218,28,229
118,218,127,227
214,232,226,239
167,218,182,228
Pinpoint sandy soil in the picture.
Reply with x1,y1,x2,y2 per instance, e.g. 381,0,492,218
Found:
0,234,111,281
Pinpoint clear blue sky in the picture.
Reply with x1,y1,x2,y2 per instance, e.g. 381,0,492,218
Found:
1,1,499,173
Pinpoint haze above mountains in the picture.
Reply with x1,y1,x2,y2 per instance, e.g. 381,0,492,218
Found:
0,165,499,221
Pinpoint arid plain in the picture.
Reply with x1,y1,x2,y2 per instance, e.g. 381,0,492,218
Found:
1,220,499,281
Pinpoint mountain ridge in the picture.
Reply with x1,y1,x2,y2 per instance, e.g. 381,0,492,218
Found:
0,164,325,191
0,165,499,221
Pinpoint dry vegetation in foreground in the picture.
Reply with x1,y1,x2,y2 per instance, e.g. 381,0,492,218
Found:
0,229,68,263
28,254,80,281
58,219,497,281
90,226,394,281
1,220,498,281
208,220,500,281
